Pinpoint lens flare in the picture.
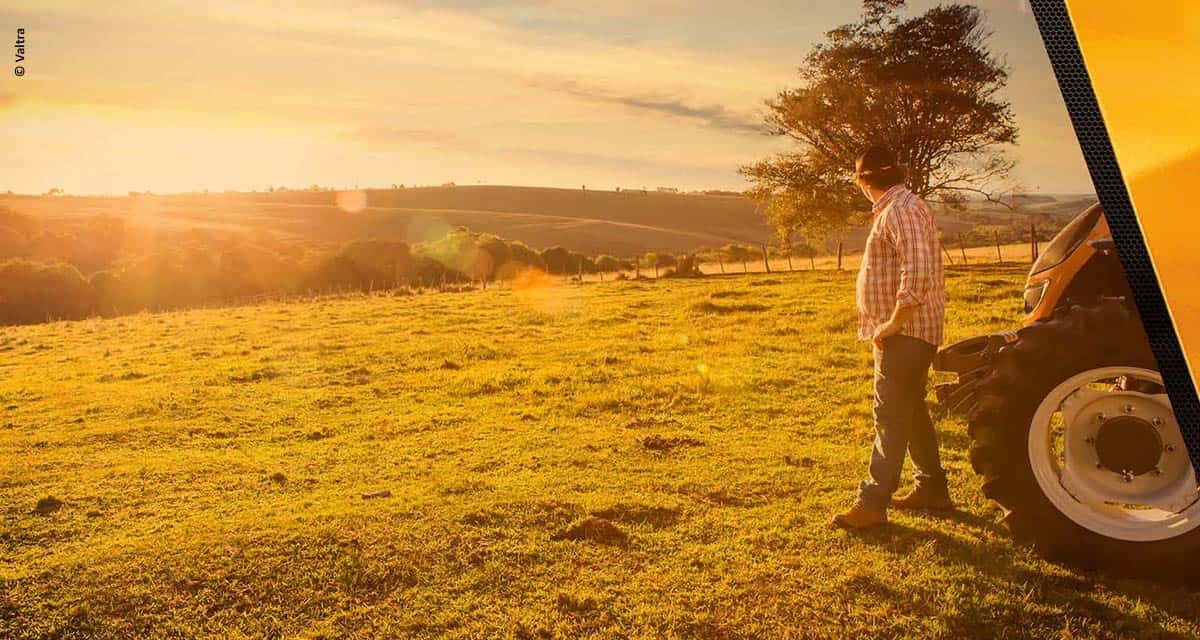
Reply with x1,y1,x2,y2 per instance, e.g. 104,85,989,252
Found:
512,267,579,314
336,189,368,213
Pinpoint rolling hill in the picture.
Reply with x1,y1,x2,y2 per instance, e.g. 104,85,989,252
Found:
3,185,1094,256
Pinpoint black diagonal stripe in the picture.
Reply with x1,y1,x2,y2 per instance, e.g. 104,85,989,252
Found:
1030,0,1200,473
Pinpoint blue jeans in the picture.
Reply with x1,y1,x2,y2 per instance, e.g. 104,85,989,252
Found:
857,334,946,510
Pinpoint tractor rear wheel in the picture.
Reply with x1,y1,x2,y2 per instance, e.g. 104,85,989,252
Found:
969,301,1200,577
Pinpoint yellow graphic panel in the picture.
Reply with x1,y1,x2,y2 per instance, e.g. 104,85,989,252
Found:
1067,1,1200,381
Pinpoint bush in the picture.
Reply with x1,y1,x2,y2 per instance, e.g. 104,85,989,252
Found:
0,259,93,324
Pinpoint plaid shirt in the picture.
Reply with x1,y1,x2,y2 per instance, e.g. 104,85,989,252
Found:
855,185,945,346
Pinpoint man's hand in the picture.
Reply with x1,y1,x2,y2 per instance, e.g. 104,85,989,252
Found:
872,319,902,350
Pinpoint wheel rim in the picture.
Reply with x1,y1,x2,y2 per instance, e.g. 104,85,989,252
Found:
1028,366,1200,542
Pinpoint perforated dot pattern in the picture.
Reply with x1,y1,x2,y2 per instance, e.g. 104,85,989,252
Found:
1031,1,1200,473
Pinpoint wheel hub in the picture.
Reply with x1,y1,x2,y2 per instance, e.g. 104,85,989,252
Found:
1029,366,1200,542
1094,416,1162,477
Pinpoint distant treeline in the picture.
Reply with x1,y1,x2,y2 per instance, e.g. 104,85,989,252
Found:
0,207,721,325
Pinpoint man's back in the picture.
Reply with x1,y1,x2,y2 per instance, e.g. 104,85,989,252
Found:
855,185,945,347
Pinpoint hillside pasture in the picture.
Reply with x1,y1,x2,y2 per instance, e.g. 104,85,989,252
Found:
2,266,1198,638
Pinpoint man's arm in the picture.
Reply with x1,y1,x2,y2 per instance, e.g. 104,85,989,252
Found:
872,299,918,349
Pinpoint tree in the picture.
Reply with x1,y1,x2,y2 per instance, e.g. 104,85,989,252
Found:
741,1,1016,246
506,241,546,272
540,246,571,275
595,254,622,275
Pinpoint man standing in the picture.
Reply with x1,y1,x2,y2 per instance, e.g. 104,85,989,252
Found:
833,146,951,529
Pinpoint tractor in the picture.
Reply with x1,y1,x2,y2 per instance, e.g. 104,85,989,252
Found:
934,203,1200,577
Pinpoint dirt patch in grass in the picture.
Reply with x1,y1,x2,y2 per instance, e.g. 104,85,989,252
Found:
230,367,281,383
689,301,769,315
590,504,680,528
783,455,817,468
641,434,705,452
551,516,628,546
33,495,62,515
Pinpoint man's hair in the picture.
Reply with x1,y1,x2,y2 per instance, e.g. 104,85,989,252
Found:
855,146,906,190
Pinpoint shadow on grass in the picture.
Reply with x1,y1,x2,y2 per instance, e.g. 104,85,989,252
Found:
848,517,1199,638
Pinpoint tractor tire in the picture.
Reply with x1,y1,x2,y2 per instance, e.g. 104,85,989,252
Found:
968,300,1200,578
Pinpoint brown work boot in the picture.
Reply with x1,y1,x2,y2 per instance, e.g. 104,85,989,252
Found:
891,484,954,511
831,500,887,529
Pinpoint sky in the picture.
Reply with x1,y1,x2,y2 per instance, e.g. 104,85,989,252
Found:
0,0,1094,195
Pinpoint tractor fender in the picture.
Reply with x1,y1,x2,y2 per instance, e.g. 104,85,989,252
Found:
932,332,1018,416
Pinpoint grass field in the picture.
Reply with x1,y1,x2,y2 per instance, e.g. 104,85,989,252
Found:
3,266,1199,639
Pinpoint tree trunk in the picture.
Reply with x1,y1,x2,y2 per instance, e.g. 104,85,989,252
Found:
836,241,843,270
760,245,771,274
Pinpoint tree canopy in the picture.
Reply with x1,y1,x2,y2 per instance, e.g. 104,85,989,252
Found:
741,0,1017,243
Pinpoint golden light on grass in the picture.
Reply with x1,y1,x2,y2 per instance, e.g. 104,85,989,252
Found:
335,190,368,214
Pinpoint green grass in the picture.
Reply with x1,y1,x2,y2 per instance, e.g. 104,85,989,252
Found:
2,266,1198,639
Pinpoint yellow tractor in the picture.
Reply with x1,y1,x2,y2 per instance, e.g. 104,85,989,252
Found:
934,204,1200,576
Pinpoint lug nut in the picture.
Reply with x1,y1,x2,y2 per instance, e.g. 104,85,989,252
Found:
1097,412,1107,421
1152,417,1164,427
1123,404,1136,414
1121,471,1134,483
1153,468,1163,476
1165,444,1176,453
1085,436,1096,444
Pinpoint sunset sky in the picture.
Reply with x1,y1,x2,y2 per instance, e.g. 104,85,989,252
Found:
1,0,1092,196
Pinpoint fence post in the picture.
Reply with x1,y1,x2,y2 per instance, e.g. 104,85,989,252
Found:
994,231,1003,264
836,241,843,271
1030,220,1039,262
959,238,968,265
